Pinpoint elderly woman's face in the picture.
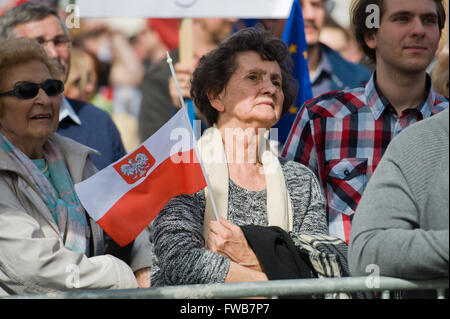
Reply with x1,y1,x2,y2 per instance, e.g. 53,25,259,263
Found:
211,51,284,129
0,60,61,151
66,53,98,103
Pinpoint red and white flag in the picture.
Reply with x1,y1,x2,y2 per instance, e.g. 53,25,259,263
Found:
75,109,206,246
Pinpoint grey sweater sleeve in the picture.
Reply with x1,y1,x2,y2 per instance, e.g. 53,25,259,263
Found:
150,159,329,286
349,111,449,279
150,191,230,286
281,159,328,236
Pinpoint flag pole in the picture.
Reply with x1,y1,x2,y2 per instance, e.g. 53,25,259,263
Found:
179,18,194,67
166,52,187,109
166,52,221,223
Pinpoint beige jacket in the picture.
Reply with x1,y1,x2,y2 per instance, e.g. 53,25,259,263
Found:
0,134,140,296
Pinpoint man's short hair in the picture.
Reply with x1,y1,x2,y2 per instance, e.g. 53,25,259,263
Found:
0,2,69,43
350,0,446,63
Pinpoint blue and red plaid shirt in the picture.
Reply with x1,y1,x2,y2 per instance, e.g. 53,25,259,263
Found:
282,74,448,243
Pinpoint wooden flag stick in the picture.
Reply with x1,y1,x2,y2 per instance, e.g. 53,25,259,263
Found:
179,18,194,67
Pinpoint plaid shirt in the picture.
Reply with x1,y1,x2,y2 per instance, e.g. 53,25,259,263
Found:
282,74,448,243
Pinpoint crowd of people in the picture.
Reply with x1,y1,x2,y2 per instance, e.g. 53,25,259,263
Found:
0,0,448,298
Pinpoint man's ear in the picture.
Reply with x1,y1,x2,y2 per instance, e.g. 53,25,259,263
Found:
364,32,377,50
208,90,225,112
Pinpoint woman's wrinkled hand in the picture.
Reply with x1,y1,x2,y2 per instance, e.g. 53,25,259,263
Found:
207,217,263,272
134,267,151,288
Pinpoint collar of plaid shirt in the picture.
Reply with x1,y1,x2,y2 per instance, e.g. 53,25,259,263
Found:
365,72,435,120
282,72,448,242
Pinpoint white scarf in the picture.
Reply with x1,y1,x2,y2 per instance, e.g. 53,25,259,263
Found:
197,127,293,240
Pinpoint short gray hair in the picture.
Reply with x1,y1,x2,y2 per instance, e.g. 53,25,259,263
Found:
0,38,64,115
0,2,69,42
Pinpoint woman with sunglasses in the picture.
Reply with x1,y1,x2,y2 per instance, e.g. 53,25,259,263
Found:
0,38,139,295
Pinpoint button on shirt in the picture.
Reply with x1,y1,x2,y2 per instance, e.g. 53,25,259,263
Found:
282,74,449,243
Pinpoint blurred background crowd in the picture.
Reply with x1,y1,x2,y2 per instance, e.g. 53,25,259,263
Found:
1,0,448,153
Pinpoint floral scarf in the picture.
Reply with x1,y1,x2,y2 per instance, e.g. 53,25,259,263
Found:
0,133,88,254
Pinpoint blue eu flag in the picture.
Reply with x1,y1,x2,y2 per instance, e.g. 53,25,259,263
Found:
272,0,313,145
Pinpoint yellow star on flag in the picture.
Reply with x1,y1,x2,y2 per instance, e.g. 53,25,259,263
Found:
303,50,308,59
289,44,298,54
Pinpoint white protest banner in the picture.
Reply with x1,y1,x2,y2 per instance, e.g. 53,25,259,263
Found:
77,0,294,18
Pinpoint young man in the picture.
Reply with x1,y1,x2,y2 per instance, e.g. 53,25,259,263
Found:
0,2,126,170
283,0,448,243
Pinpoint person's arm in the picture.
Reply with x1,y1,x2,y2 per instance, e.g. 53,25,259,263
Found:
150,192,230,285
349,156,449,279
82,156,151,288
207,218,268,284
283,161,328,236
103,231,151,288
168,62,194,109
129,228,152,288
109,30,144,87
105,112,127,161
0,179,138,293
134,267,151,288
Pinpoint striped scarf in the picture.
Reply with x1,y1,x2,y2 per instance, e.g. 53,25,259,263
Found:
0,133,88,254
291,233,373,299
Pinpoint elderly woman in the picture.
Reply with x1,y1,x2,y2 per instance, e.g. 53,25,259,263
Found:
0,38,149,295
150,28,329,287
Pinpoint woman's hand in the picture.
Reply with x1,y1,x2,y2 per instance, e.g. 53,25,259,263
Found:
207,217,263,272
134,267,151,288
168,62,193,109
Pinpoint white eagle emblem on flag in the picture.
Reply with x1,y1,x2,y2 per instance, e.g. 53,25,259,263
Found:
120,153,152,180
113,146,156,184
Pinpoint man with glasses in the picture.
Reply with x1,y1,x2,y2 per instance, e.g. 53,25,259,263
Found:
0,2,151,287
0,2,126,171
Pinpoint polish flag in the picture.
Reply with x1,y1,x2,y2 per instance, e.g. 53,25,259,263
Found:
75,109,206,246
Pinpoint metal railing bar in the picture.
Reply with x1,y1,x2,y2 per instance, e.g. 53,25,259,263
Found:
437,288,446,299
381,290,390,299
2,277,448,299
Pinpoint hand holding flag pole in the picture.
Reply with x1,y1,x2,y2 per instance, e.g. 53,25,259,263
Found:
74,52,213,246
274,0,313,146
166,51,221,223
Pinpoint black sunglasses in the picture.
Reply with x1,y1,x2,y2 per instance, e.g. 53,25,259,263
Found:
0,79,64,99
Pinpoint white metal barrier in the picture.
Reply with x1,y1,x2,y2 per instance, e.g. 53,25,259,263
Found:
2,277,448,299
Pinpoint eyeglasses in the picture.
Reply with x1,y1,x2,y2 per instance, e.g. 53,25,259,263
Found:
0,79,64,99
